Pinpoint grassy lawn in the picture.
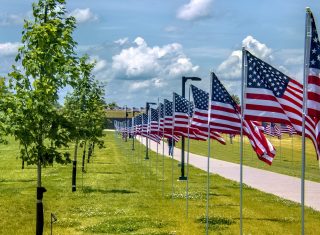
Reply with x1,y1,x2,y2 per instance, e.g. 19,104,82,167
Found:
106,110,138,118
0,132,319,234
174,134,320,182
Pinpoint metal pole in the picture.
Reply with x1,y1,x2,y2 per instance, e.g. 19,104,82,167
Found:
205,118,211,235
206,73,214,235
240,47,247,235
171,94,175,201
301,8,311,235
145,103,149,160
125,106,128,142
186,85,191,218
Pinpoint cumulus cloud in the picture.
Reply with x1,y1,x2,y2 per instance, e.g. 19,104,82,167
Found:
0,42,21,56
111,36,199,81
114,37,129,46
217,36,273,80
90,56,107,73
69,8,98,23
177,0,213,21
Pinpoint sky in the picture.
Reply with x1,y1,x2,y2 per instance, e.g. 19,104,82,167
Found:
0,0,320,108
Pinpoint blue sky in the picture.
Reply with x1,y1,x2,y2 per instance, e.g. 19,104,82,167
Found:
0,0,320,108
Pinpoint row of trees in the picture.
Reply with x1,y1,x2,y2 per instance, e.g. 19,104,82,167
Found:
0,0,106,234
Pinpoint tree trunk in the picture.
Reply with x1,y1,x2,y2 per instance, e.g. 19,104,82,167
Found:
82,141,87,173
72,140,78,192
87,143,92,163
36,150,46,235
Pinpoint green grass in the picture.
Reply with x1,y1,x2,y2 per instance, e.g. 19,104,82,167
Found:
174,134,320,182
0,132,319,234
106,110,138,118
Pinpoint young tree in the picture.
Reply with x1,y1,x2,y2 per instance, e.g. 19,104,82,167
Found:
62,56,105,191
7,0,79,234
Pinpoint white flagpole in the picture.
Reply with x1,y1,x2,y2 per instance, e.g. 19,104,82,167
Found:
301,7,312,235
186,85,191,218
206,73,213,235
156,98,159,179
240,47,247,235
171,94,175,202
162,101,165,198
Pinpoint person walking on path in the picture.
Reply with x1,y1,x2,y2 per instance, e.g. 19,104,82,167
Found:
167,138,175,156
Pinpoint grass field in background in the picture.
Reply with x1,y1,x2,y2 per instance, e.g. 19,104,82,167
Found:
174,134,320,182
0,132,320,234
105,110,137,118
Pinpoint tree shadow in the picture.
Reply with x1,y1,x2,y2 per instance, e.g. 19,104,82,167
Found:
82,186,137,194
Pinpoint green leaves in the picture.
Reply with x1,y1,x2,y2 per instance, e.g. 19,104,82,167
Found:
6,0,80,166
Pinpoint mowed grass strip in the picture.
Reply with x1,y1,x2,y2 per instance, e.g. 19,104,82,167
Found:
0,132,319,234
174,134,320,182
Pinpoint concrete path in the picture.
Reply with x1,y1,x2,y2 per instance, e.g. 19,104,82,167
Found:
137,137,320,211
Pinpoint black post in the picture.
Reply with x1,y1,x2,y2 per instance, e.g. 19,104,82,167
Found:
132,110,136,150
36,187,46,235
125,106,128,142
179,76,201,181
82,141,87,173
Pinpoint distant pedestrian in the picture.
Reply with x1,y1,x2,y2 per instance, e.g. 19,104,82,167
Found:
167,138,175,156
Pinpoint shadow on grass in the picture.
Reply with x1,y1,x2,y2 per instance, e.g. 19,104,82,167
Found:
82,217,169,234
196,215,235,231
0,178,35,183
239,217,297,223
82,186,137,194
93,171,122,175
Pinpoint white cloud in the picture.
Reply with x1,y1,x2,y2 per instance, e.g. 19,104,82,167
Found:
0,42,21,56
217,35,273,80
91,56,107,73
69,8,98,23
177,0,213,21
114,37,129,46
111,36,199,81
164,26,178,32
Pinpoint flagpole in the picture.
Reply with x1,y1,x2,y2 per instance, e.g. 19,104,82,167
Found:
162,101,165,198
206,73,213,235
240,47,247,235
156,98,159,179
186,85,191,218
172,94,175,202
301,7,312,235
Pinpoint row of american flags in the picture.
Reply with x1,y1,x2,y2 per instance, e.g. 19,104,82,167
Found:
115,8,320,166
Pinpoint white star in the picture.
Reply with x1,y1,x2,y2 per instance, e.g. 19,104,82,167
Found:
312,48,317,54
311,59,316,65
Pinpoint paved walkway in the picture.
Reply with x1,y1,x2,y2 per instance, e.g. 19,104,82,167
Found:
137,137,320,211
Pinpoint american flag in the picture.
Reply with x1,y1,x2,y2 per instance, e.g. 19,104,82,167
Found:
158,103,165,134
307,10,320,117
280,124,296,136
173,93,206,140
142,113,160,143
149,108,160,136
210,72,276,164
264,123,281,138
189,85,226,145
164,99,180,142
134,114,142,135
244,50,320,158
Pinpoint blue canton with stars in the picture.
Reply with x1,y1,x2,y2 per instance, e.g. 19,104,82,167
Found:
158,103,164,118
150,108,158,121
191,85,209,110
174,93,193,114
246,50,290,98
211,73,238,111
142,113,148,124
135,114,142,125
309,12,320,70
164,99,173,116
